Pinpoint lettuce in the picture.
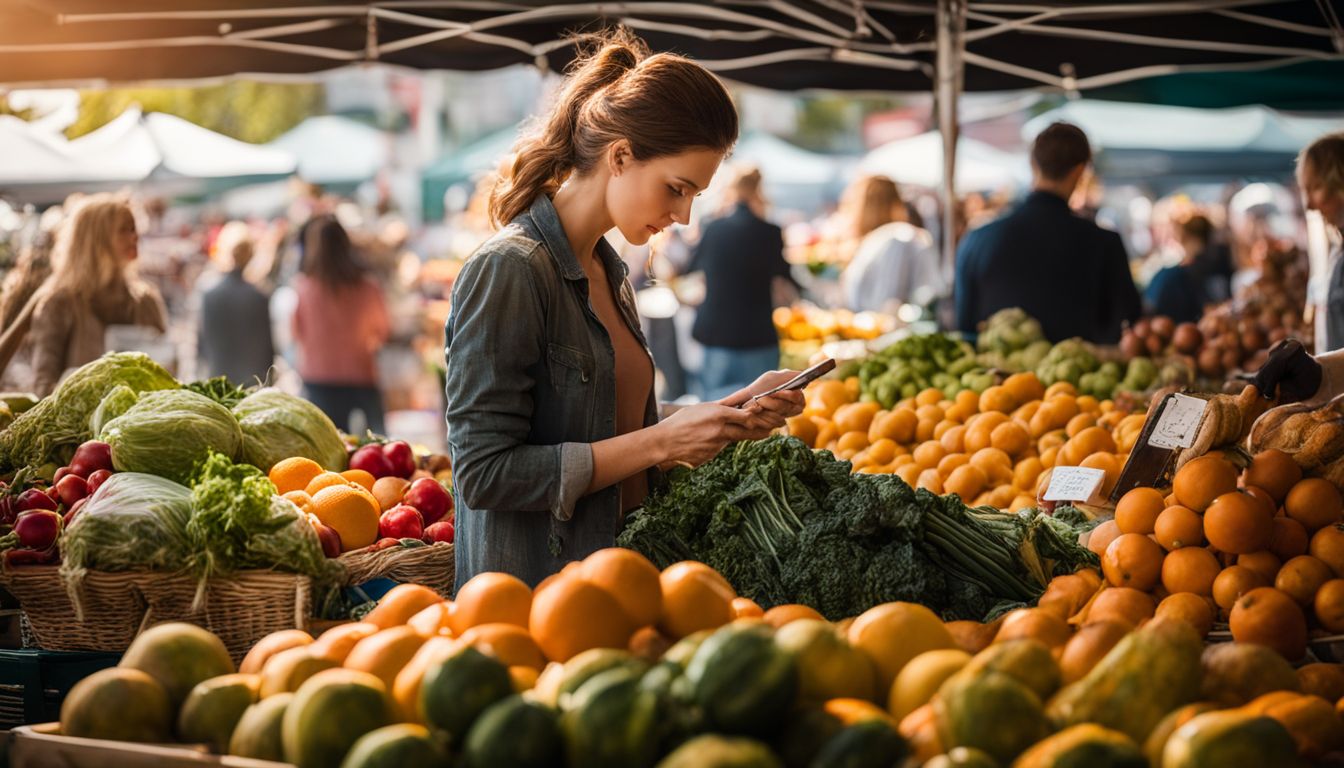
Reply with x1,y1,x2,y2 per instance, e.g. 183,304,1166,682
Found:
99,390,242,483
232,389,347,472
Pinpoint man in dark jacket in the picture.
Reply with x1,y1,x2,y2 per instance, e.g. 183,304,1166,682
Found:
955,122,1140,344
198,223,276,386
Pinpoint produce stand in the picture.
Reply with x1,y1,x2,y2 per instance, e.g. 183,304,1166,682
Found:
8,724,287,768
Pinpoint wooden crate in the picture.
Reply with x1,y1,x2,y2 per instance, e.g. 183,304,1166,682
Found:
8,724,291,768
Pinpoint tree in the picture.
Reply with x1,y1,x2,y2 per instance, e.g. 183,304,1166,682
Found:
67,80,324,143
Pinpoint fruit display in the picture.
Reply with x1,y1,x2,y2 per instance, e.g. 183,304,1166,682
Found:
974,307,1051,373
53,548,1344,767
855,333,990,407
774,304,897,376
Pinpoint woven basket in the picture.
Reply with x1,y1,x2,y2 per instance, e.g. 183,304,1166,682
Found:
0,566,313,662
338,542,454,597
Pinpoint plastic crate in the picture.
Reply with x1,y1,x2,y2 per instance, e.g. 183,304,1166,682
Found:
0,649,120,730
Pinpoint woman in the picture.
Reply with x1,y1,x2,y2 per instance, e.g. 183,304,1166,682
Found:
838,175,944,314
690,166,796,399
26,195,167,396
292,215,390,434
1303,132,1344,352
1145,212,1212,325
197,221,275,386
445,32,804,588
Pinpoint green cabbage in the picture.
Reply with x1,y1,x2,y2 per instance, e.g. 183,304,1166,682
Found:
0,352,179,471
89,385,139,436
232,389,347,472
99,390,242,483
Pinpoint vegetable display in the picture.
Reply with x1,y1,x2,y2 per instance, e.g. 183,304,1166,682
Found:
98,390,243,483
233,389,347,473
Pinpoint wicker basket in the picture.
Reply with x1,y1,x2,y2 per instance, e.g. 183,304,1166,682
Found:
338,542,454,597
0,566,313,662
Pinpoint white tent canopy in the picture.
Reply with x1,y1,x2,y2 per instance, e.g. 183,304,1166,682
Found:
268,115,390,185
859,131,1025,192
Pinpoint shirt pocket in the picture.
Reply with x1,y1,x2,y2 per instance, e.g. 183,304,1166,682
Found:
547,343,593,391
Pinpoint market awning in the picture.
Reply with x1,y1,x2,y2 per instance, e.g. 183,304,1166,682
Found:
267,114,391,185
859,130,1026,191
1,1,1341,104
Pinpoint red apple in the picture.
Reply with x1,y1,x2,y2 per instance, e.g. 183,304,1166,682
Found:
311,520,342,558
404,478,451,526
349,444,394,479
424,520,455,544
14,509,61,550
17,488,57,513
379,504,424,541
53,467,72,485
85,469,113,496
69,441,113,477
53,475,88,508
381,441,416,479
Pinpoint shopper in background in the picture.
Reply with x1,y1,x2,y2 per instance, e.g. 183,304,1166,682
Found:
689,165,795,399
292,214,389,433
955,122,1140,344
24,194,167,396
1300,132,1344,352
838,174,944,315
197,221,276,386
1145,212,1213,325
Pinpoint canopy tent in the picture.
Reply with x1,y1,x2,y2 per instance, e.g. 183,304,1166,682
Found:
0,107,297,203
1023,100,1344,184
858,130,1026,191
268,114,391,186
420,125,522,221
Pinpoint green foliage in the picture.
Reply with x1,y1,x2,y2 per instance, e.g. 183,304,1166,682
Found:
68,81,324,144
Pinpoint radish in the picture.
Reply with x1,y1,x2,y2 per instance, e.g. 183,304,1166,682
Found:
54,475,88,508
16,488,57,513
69,441,113,477
424,520,455,545
381,441,416,479
13,509,61,550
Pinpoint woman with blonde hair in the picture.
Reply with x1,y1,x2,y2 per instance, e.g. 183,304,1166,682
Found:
26,194,167,395
838,174,944,314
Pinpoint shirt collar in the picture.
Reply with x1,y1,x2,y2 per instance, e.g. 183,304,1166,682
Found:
525,194,627,283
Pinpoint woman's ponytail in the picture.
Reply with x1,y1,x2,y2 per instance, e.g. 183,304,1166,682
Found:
490,32,648,227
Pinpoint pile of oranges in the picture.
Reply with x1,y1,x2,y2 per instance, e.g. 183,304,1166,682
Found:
1074,449,1344,660
269,456,381,552
789,371,1145,511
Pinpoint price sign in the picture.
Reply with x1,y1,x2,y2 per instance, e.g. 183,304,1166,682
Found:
1148,393,1209,450
1043,466,1107,503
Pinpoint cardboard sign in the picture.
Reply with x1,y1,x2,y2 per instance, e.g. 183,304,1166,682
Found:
1044,466,1107,503
1147,393,1209,450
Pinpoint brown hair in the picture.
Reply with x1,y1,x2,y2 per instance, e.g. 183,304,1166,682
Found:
1031,122,1092,181
301,215,366,290
1175,211,1214,247
846,175,905,238
725,165,765,210
1299,131,1344,198
490,29,739,227
49,194,136,301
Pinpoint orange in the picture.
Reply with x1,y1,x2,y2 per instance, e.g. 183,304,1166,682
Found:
1212,565,1268,613
833,402,880,435
406,602,454,637
937,453,970,477
1284,479,1344,533
1087,519,1122,558
391,635,458,721
1242,485,1277,513
363,584,443,630
894,463,922,487
1037,573,1097,620
578,548,664,628
731,597,764,619
340,468,377,492
1079,453,1121,498
449,572,532,635
762,603,825,628
978,386,1017,415
787,415,820,447
1244,449,1303,504
1204,490,1274,555
1155,592,1216,638
994,608,1072,649
1002,372,1045,404
1154,505,1205,550
1274,555,1335,608
457,623,546,670
1084,587,1154,628
847,602,956,692
939,424,967,454
530,574,635,662
1102,533,1165,591
943,464,987,502
1115,488,1166,535
1269,517,1310,561
343,625,428,689
1310,525,1344,577
1173,455,1239,512
658,561,735,639
915,469,943,494
1013,457,1044,491
1230,587,1308,661
309,484,380,551
1065,412,1097,438
1314,579,1344,632
269,457,325,494
915,387,945,407
1161,547,1221,595
912,442,946,470
282,490,313,511
1237,550,1282,583
306,470,352,496
1060,620,1130,683
309,622,378,664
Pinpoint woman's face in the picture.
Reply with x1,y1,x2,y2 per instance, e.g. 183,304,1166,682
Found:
606,145,724,246
115,212,139,262
1299,160,1344,229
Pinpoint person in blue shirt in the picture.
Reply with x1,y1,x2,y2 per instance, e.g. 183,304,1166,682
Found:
955,122,1140,344
1145,212,1213,325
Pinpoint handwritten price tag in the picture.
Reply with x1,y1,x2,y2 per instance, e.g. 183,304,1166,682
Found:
1148,393,1209,450
1043,466,1107,503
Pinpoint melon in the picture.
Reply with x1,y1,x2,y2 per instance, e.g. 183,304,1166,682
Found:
119,622,234,710
177,673,259,751
60,668,172,743
229,692,292,760
339,723,446,768
282,669,393,768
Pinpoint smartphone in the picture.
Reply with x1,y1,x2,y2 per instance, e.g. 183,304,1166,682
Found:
738,358,836,407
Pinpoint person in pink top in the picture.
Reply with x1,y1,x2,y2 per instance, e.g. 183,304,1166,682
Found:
292,214,390,434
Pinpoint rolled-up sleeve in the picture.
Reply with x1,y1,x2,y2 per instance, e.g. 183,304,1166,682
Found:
444,248,592,519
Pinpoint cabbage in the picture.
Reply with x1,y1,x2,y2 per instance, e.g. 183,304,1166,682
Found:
89,385,139,436
99,390,242,483
0,352,179,471
232,389,347,472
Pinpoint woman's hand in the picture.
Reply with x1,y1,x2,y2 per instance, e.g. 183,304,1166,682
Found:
654,402,763,468
718,369,807,432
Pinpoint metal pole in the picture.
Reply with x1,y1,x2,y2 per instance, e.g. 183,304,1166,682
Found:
936,0,966,277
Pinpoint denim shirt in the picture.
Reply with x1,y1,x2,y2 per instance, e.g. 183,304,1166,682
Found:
444,195,660,589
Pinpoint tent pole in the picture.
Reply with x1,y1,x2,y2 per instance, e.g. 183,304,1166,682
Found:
936,0,967,278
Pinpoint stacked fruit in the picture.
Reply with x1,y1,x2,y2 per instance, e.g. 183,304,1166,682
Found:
789,372,1146,511
269,447,454,557
1082,449,1344,662
0,439,115,565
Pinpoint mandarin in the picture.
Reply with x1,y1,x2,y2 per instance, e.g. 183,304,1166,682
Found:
1154,505,1205,550
1085,587,1154,627
1269,517,1311,561
658,562,735,639
1115,487,1166,535
530,575,635,662
1244,449,1303,504
1275,555,1335,608
1285,479,1344,533
268,457,325,495
1161,547,1222,596
1103,533,1165,591
1310,525,1344,577
1213,565,1268,613
1173,455,1239,512
1230,587,1309,661
449,572,532,635
1205,490,1274,554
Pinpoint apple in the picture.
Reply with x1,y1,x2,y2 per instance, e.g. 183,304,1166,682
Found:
404,478,451,526
69,441,113,477
85,469,113,496
424,520,455,545
379,504,424,541
381,441,416,479
53,475,88,508
348,444,394,479
17,488,57,513
53,467,72,485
